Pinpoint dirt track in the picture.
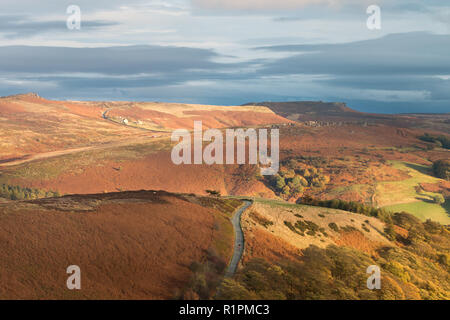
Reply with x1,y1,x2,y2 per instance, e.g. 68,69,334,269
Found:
0,134,169,168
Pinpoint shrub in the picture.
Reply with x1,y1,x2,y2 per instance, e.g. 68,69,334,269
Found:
384,223,397,241
362,224,370,233
419,133,450,150
275,176,286,189
432,194,445,204
432,160,450,180
249,211,273,228
384,262,411,283
206,190,221,197
0,184,60,200
297,196,392,222
438,254,449,267
294,220,319,235
284,221,302,235
328,223,339,232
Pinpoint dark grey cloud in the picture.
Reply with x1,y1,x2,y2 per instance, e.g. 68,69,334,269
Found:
0,45,232,75
0,44,255,101
252,32,450,106
317,75,439,91
257,32,450,76
249,32,450,112
24,68,255,89
0,32,449,113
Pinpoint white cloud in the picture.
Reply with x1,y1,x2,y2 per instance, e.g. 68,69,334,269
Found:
191,0,373,11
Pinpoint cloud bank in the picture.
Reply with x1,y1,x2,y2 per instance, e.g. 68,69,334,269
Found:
0,15,119,39
0,1,448,113
0,32,449,113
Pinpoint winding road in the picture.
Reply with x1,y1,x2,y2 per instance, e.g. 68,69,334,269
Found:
225,200,252,277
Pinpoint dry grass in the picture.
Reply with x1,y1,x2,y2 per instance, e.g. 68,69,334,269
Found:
241,199,392,262
0,191,238,299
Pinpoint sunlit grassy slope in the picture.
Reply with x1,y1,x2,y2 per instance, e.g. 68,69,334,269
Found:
377,161,449,224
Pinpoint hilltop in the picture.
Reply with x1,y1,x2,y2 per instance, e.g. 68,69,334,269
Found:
244,101,361,121
244,101,450,133
0,190,243,299
0,93,289,161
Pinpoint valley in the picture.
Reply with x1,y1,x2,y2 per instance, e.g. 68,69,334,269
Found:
0,94,448,300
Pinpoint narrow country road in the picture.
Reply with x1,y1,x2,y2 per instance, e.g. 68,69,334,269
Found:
225,200,252,277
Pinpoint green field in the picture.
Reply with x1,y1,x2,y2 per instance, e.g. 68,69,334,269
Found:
377,161,449,224
384,199,450,225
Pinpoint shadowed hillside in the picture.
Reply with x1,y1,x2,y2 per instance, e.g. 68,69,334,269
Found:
244,101,450,133
244,101,360,121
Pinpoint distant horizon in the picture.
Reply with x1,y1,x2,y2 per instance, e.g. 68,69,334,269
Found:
0,0,449,114
4,91,450,115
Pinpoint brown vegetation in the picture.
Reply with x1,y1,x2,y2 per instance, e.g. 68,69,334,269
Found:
222,199,450,300
0,191,241,299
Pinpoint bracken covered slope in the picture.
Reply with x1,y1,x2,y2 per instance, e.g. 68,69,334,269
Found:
0,190,242,299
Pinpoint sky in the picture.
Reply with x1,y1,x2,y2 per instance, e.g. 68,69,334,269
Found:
0,0,449,113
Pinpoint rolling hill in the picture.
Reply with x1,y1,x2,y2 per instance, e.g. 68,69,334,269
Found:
1,95,448,224
0,190,242,299
0,94,449,300
1,190,448,300
216,198,450,300
0,93,289,161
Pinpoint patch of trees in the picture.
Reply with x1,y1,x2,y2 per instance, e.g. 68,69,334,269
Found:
298,196,392,223
175,248,227,300
432,194,445,204
387,213,450,279
216,213,450,300
419,133,450,149
195,197,242,216
234,164,261,182
284,218,327,237
206,190,221,197
432,159,450,181
215,246,409,300
296,155,329,168
267,158,330,199
299,220,320,235
0,184,60,200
